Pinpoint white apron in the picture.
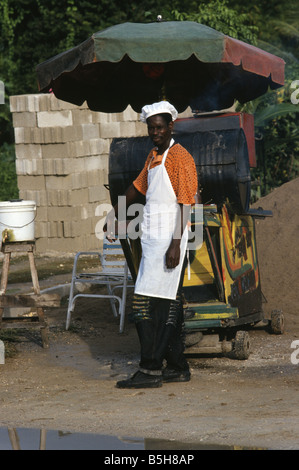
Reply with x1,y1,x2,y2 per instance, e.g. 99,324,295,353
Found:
134,139,188,300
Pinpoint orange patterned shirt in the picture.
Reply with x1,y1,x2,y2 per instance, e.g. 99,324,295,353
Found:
133,143,198,205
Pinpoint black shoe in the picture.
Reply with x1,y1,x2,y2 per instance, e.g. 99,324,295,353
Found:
162,368,191,383
116,371,163,389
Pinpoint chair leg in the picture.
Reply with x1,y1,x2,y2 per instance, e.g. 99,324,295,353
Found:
66,252,84,330
65,250,131,333
66,282,75,330
66,301,73,330
107,283,119,318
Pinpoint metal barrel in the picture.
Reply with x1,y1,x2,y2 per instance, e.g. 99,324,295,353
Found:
109,128,251,213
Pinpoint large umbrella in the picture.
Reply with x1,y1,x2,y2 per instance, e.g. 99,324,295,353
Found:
36,21,285,113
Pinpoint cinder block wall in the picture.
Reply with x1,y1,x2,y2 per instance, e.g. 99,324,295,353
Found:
10,94,192,254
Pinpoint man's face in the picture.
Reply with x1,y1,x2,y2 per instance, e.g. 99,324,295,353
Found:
147,115,173,148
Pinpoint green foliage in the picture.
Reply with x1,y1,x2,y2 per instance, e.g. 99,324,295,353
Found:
172,0,299,195
227,0,299,61
172,0,258,44
0,143,18,201
238,81,299,195
0,0,298,198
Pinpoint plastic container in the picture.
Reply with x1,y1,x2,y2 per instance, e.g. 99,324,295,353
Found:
0,200,36,242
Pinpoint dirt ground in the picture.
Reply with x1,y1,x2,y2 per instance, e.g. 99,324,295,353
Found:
0,178,299,450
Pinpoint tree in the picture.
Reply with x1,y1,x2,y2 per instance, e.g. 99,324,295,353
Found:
0,0,298,198
171,0,258,44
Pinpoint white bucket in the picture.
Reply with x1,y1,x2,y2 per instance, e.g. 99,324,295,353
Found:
0,200,36,242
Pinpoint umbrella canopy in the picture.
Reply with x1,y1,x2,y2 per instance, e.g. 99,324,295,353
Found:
36,21,285,113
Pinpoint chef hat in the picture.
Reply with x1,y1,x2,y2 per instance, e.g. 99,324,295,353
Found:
140,101,178,123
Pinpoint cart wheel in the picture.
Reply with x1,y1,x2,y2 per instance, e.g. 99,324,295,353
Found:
270,310,285,335
232,330,250,360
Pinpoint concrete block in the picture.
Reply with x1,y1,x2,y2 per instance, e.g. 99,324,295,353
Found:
78,202,104,222
41,143,68,159
42,159,53,175
43,158,80,175
72,109,93,125
86,169,105,187
91,111,111,124
10,94,40,113
62,220,72,238
178,107,193,119
135,121,148,136
19,189,47,206
29,127,45,144
81,205,89,220
112,112,124,122
63,219,92,238
65,158,84,175
82,123,100,140
16,158,43,175
27,95,41,112
82,154,109,172
67,140,90,158
35,206,48,222
12,111,37,128
45,175,73,190
37,94,51,111
48,95,62,111
68,188,89,206
89,138,110,156
17,175,46,191
10,95,27,113
35,221,48,238
88,186,103,203
47,221,64,238
119,121,137,137
16,127,44,144
15,159,25,175
48,205,82,222
49,94,81,111
37,110,73,128
99,122,121,139
14,127,26,144
71,172,88,189
122,105,139,121
15,144,42,160
61,126,83,142
48,189,71,206
42,127,62,143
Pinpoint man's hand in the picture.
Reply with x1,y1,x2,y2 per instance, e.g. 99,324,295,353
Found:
166,238,181,269
103,216,117,243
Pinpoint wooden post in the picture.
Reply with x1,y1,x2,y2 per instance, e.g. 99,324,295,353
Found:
0,242,59,348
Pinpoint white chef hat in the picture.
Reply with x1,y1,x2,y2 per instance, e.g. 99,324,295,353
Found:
140,101,178,123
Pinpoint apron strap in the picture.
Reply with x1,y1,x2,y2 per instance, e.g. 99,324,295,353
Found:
148,138,175,170
161,138,175,165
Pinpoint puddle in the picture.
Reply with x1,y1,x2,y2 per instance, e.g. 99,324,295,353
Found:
0,427,266,451
0,427,144,450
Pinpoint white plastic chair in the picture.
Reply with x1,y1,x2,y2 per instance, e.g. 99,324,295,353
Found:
66,239,133,333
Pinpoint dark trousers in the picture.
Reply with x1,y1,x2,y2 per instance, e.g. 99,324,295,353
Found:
132,260,188,375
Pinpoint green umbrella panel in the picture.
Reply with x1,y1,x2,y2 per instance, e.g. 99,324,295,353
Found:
36,21,285,113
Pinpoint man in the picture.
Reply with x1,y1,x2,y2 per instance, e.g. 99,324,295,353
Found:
105,101,198,388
